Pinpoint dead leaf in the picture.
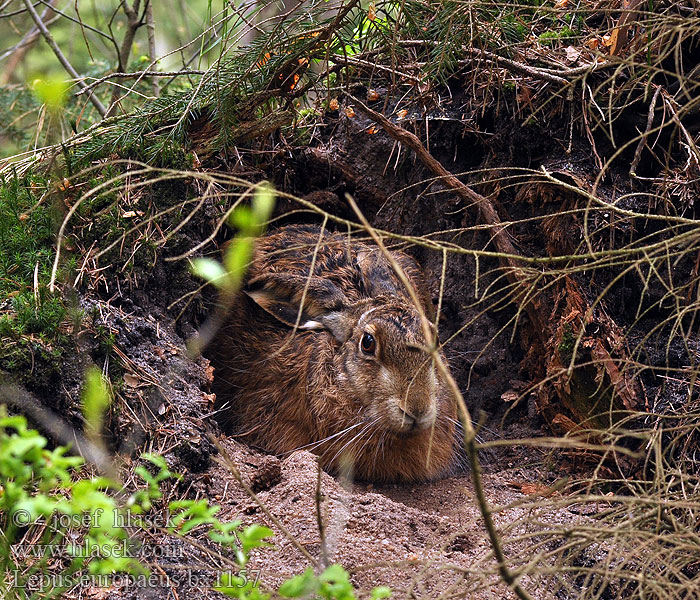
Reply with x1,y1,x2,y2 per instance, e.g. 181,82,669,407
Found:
396,109,408,119
367,89,380,101
551,412,579,433
367,2,377,21
123,373,140,387
589,339,640,410
328,98,339,111
565,45,580,63
609,0,644,56
517,85,533,106
344,106,356,118
501,390,519,403
367,125,379,134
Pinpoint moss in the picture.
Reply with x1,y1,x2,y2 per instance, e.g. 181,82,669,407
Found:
558,323,576,363
0,173,66,339
538,26,578,46
0,335,63,390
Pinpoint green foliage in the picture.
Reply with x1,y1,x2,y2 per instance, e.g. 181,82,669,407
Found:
191,182,275,293
31,77,69,111
0,372,389,600
0,87,41,151
0,410,145,599
216,570,270,600
168,497,273,598
129,453,180,513
81,367,110,440
0,174,65,340
538,26,578,46
168,498,273,564
279,564,391,600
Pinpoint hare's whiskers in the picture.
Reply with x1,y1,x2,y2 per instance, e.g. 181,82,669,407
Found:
325,418,380,467
279,422,364,456
345,418,383,465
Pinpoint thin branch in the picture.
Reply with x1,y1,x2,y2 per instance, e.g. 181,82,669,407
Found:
630,85,663,179
106,0,144,116
144,0,159,97
75,69,207,96
21,0,107,117
0,0,58,85
346,194,534,600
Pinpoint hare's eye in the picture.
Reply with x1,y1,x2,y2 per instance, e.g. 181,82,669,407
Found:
360,332,376,355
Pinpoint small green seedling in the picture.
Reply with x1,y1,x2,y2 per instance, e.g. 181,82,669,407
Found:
191,182,275,294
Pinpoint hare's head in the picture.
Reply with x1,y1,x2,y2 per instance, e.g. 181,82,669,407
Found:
246,270,447,436
325,300,443,434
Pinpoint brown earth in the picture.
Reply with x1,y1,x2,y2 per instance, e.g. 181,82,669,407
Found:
12,89,671,599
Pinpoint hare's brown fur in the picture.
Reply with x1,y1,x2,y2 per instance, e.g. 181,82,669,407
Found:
210,225,457,483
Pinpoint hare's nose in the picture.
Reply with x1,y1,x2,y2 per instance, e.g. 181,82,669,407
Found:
400,406,433,430
402,403,437,430
399,408,418,429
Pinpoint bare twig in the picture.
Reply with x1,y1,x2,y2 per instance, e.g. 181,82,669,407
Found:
0,0,58,85
630,85,663,179
0,384,118,480
21,0,107,117
75,69,207,96
144,0,159,97
106,0,145,116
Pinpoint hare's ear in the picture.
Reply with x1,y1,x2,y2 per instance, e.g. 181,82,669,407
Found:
244,273,351,338
244,289,315,328
245,290,353,342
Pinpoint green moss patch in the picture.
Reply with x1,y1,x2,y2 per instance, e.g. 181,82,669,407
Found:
0,174,66,342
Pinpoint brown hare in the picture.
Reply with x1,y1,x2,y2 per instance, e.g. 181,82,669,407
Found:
210,225,456,483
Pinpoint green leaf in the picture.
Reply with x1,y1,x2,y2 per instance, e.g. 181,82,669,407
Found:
209,519,243,547
318,564,350,584
31,77,69,110
251,183,275,229
190,257,229,289
231,206,254,231
278,568,318,597
239,524,274,554
82,367,110,437
319,564,355,600
215,570,269,599
168,499,220,533
370,586,392,599
223,237,253,285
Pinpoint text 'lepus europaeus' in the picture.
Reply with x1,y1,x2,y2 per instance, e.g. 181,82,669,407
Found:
211,225,456,482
